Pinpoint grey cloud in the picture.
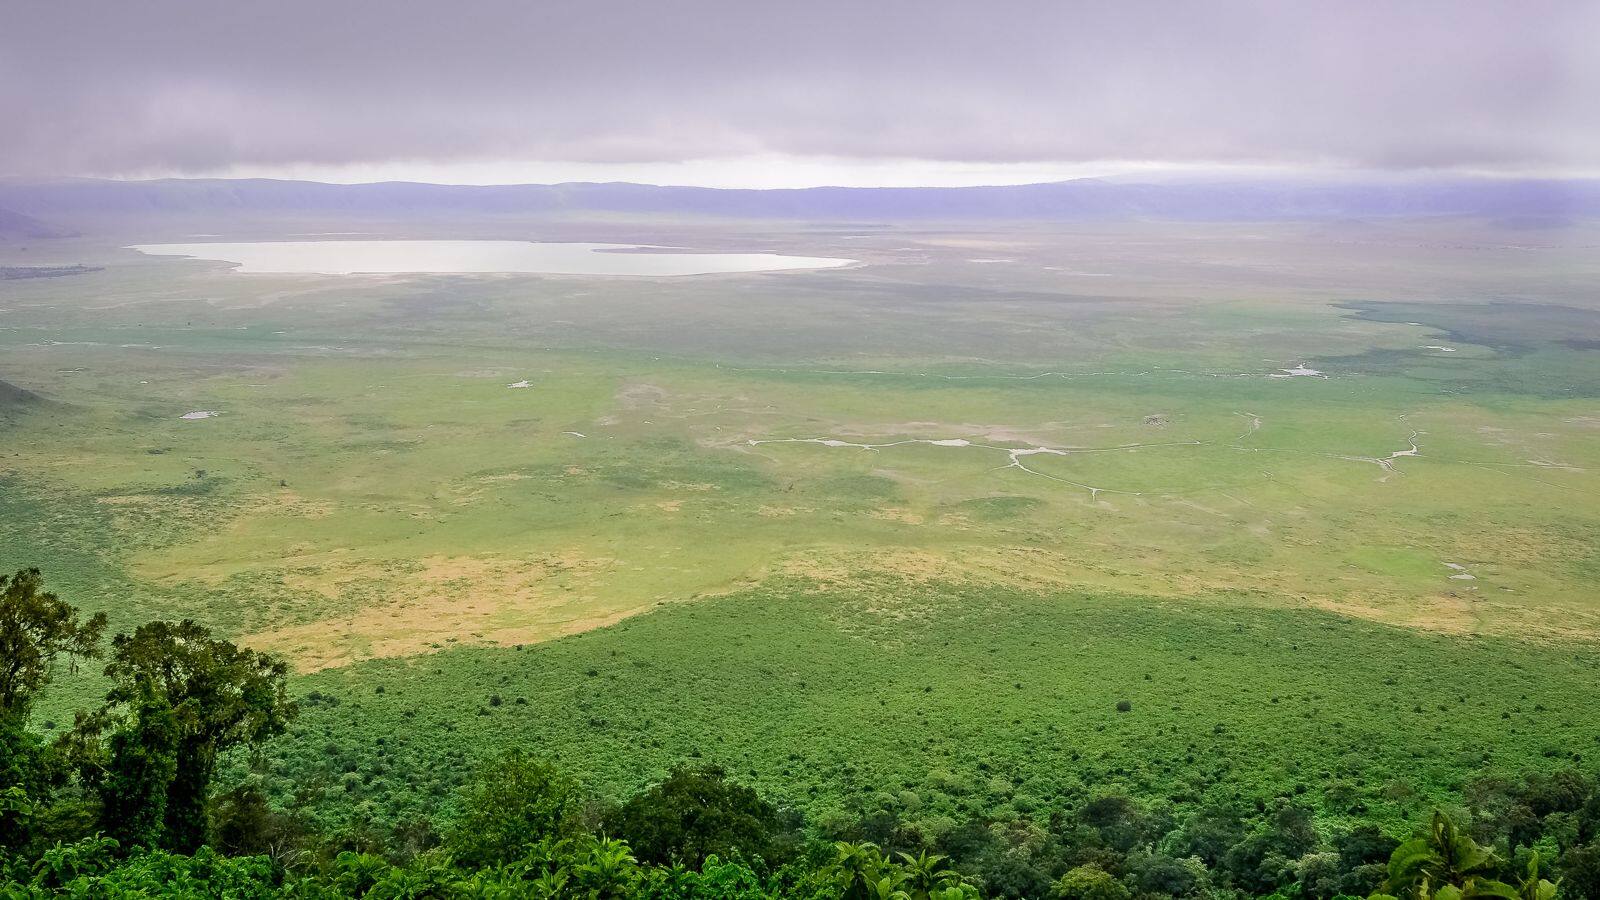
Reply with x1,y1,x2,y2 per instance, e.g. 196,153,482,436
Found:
1,0,1595,176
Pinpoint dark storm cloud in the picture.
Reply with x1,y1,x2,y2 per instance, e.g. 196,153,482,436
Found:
1,0,1594,176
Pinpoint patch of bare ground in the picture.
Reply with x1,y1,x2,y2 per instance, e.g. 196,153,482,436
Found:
1442,527,1590,568
775,546,1119,593
661,481,719,491
1304,590,1600,642
779,545,1600,643
1307,592,1479,636
241,552,617,671
615,381,668,409
718,420,1084,450
756,505,809,517
257,489,336,519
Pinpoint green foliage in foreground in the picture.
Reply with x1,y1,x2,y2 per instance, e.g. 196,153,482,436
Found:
2,757,1593,899
7,569,1600,897
96,620,296,851
1369,811,1560,900
0,569,105,725
3,570,298,863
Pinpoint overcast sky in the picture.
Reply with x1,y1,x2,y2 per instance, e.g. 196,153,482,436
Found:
2,0,1595,186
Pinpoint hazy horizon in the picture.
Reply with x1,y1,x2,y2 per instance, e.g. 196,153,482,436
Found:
9,166,1599,194
3,1,1593,188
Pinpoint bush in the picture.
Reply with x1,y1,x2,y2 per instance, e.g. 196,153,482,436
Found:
444,750,583,867
607,764,793,868
1053,863,1131,900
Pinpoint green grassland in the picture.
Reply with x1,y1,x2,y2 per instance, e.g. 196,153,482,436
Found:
3,218,1598,828
257,577,1600,838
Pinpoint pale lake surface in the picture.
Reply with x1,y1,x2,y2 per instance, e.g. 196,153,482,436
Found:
127,240,856,276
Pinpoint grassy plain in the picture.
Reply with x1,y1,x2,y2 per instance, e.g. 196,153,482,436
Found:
270,578,1600,838
2,216,1598,825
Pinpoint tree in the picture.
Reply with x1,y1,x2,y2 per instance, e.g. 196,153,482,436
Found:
97,687,178,848
1082,792,1147,853
1335,824,1399,896
98,619,295,852
829,841,891,900
0,569,104,853
1378,811,1518,899
1558,841,1600,900
1053,863,1131,900
1267,805,1322,860
446,750,584,867
1339,825,1401,871
1126,850,1209,899
572,836,641,899
0,783,33,854
331,850,392,896
1295,851,1344,899
1222,805,1320,895
896,851,969,900
1169,803,1247,867
0,568,105,723
1510,851,1559,900
210,780,310,865
608,764,789,868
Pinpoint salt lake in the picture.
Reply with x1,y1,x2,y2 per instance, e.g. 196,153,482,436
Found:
127,240,855,276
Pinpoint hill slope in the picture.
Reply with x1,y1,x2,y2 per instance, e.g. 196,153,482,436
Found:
0,379,45,418
256,577,1600,834
0,205,74,239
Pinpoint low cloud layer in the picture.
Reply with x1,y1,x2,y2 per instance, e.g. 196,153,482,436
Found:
2,0,1594,178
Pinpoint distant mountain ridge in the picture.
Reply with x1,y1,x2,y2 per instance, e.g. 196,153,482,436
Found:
1,176,1596,223
0,205,74,239
0,379,45,417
